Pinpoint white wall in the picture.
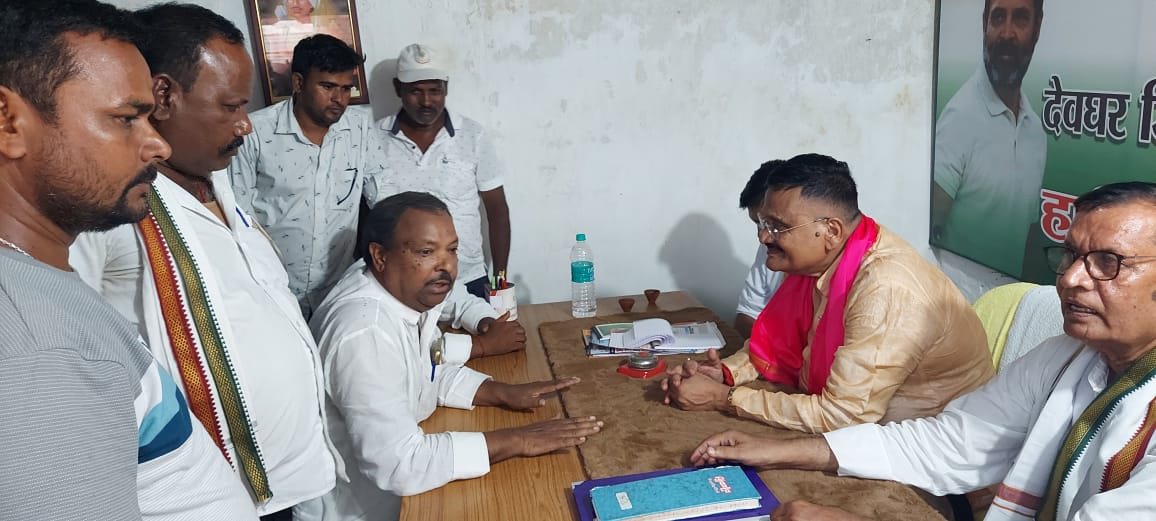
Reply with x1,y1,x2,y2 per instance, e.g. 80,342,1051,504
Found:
113,0,1013,315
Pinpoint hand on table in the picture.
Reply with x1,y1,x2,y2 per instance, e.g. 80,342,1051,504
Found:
662,372,731,411
663,348,726,383
690,429,838,472
771,501,870,521
477,377,581,410
475,312,527,357
485,415,603,464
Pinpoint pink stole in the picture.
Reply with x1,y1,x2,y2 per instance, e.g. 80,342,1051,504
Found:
747,216,879,394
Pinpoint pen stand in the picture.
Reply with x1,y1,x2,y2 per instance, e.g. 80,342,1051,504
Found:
617,351,667,379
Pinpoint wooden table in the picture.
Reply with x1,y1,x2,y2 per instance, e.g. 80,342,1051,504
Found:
402,291,946,521
402,292,699,521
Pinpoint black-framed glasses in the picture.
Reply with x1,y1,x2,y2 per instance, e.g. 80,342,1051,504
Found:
757,216,829,241
1043,245,1156,281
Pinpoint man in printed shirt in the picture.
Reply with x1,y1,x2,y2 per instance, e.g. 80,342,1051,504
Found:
70,5,336,520
663,154,994,433
231,34,385,320
692,182,1156,521
309,192,601,521
376,43,511,301
1,2,255,519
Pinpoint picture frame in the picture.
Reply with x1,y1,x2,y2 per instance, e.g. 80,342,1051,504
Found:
243,0,369,106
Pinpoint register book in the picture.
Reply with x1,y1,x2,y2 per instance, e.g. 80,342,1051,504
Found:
573,466,776,521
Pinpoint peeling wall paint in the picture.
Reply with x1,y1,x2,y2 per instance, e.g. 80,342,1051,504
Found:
109,0,1012,314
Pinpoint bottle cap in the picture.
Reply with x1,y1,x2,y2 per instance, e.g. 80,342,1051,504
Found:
576,233,586,241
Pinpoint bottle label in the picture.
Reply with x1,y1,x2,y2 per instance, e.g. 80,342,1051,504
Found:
571,261,594,283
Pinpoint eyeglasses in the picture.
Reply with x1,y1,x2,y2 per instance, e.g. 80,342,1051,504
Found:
757,216,829,241
1043,245,1156,281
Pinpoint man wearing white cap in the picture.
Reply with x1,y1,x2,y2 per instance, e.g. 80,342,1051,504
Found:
376,43,511,302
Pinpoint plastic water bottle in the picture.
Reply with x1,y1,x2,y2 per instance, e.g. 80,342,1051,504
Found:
570,233,596,318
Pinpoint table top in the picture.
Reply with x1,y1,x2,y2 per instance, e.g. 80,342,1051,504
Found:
402,291,698,521
402,291,945,521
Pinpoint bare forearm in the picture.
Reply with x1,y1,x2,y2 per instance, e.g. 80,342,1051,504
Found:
472,380,506,407
786,435,839,472
483,429,520,464
489,214,510,275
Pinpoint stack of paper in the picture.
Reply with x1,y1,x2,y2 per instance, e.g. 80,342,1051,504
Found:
584,319,725,357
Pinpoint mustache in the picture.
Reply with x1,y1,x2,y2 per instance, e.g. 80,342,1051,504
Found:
122,164,159,194
425,271,453,286
221,137,245,154
764,243,784,255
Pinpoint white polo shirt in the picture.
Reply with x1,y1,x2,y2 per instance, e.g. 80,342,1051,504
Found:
735,244,786,319
230,100,387,318
308,261,492,521
375,111,504,284
934,67,1047,276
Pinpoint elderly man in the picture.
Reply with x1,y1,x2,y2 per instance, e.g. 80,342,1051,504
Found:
933,0,1046,276
70,5,336,520
664,154,993,433
376,43,511,301
693,182,1156,521
2,1,255,519
310,192,601,521
735,160,787,338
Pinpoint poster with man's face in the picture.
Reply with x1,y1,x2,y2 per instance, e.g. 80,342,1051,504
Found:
932,0,1156,282
246,0,367,105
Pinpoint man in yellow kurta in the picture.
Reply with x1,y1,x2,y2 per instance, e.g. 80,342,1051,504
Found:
663,154,994,433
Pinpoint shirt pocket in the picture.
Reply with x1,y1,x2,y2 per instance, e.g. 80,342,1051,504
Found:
330,165,360,211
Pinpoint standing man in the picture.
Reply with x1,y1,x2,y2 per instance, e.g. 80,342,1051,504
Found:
231,33,384,319
377,43,511,300
311,192,601,521
693,182,1156,521
2,1,255,519
735,160,786,338
933,0,1046,276
71,4,337,520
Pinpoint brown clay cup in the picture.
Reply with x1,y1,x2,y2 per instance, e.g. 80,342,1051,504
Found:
618,297,636,313
644,289,661,306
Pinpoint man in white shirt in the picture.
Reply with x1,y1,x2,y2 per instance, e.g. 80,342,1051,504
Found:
376,43,511,301
230,34,385,320
2,3,256,519
691,183,1156,521
309,192,602,521
734,160,786,338
933,0,1047,276
70,5,336,520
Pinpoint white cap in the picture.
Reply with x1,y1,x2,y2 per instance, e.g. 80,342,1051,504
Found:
396,43,448,83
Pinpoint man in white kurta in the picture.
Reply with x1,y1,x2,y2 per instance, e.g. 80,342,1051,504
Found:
690,182,1156,521
72,171,339,517
308,192,601,521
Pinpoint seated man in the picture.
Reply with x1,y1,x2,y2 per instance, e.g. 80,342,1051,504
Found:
735,160,787,338
690,182,1156,521
310,192,601,521
664,154,993,433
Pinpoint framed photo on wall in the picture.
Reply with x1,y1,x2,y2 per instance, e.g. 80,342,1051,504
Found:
243,0,369,106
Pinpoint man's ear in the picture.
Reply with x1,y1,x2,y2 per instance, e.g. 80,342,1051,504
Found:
822,217,846,251
368,242,389,273
443,80,449,97
291,72,304,95
151,74,178,122
0,86,35,160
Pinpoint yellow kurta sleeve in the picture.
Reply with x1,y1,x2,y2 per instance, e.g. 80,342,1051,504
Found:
721,341,761,386
728,276,942,434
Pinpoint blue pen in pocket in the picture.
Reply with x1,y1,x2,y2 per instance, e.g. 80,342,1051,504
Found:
429,337,444,382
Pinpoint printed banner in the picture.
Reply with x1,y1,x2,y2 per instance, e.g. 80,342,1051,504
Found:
932,0,1156,282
